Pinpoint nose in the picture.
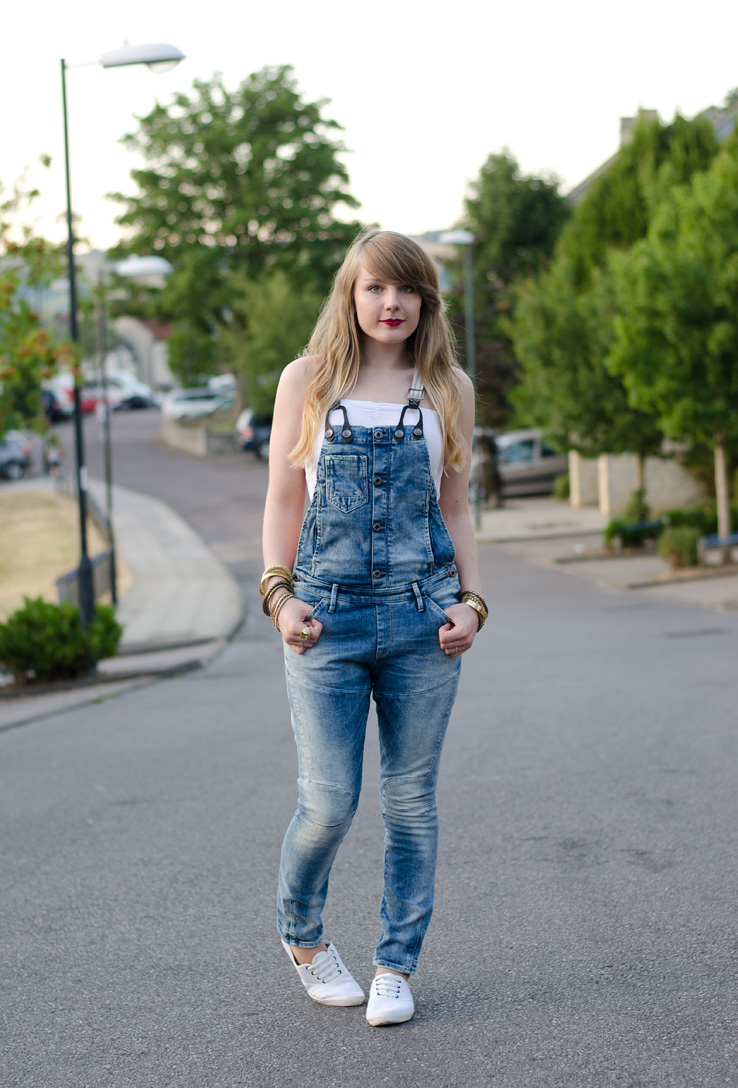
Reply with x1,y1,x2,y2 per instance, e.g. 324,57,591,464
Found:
384,286,401,310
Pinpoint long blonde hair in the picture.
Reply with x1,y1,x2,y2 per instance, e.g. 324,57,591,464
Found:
290,230,466,470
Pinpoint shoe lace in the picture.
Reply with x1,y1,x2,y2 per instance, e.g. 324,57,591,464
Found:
372,974,403,999
308,947,343,985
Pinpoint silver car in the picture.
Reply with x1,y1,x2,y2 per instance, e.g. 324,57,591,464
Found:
496,429,568,497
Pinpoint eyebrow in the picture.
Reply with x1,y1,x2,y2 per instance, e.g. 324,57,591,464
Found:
358,272,408,284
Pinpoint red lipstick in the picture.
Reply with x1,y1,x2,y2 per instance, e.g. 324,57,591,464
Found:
381,319,403,327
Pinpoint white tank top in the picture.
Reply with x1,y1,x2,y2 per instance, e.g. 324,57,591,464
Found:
306,399,444,501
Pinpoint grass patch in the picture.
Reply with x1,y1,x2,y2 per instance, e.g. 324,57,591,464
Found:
0,489,129,621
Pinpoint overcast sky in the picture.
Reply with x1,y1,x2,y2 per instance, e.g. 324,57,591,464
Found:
4,0,738,251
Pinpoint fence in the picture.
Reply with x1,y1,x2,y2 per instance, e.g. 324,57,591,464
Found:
54,473,114,607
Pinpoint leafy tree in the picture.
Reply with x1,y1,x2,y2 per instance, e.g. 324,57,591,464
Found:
0,173,75,434
110,66,361,385
509,113,721,486
557,113,718,285
609,137,738,560
450,152,570,427
511,259,662,477
223,270,323,414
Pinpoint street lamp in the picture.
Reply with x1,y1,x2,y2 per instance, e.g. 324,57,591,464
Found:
61,42,184,623
440,229,481,529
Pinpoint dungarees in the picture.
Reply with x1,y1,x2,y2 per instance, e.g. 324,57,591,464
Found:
278,376,462,975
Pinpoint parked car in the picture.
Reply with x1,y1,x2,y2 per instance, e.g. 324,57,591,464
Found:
161,387,236,421
41,387,74,423
235,409,272,460
0,431,32,480
495,429,568,497
107,370,156,409
81,371,155,411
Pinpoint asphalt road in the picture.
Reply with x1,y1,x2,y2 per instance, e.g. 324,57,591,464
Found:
2,411,738,1086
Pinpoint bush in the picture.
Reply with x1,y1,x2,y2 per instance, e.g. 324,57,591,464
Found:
552,473,570,500
604,517,664,549
657,526,700,568
603,489,663,549
0,597,123,684
663,500,738,537
624,488,650,525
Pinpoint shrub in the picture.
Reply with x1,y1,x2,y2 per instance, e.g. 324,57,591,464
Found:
624,488,650,525
603,489,663,549
604,517,664,549
0,597,123,684
657,526,700,568
552,473,570,500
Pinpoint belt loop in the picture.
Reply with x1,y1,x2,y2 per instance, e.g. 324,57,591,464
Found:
329,583,339,613
412,582,424,612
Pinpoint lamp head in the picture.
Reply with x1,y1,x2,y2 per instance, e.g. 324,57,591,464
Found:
100,43,185,72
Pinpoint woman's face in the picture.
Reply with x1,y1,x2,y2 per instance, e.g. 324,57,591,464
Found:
353,263,422,347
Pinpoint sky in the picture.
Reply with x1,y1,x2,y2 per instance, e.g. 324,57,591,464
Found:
3,0,738,252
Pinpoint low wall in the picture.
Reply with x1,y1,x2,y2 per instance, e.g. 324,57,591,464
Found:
598,452,707,517
160,418,237,457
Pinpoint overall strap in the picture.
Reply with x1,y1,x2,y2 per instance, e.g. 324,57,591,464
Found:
407,367,424,408
394,368,425,442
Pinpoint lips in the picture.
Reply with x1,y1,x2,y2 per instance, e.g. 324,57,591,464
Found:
381,319,403,327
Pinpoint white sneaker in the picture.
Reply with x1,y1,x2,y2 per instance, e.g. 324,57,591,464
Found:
366,972,415,1026
281,939,365,1006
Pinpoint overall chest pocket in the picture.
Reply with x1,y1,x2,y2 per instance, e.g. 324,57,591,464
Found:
324,454,369,513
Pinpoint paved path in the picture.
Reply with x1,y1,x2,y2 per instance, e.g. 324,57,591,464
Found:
88,480,242,652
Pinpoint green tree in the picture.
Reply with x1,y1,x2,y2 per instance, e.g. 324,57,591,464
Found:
512,259,663,477
452,152,570,427
609,137,738,560
223,270,323,414
0,173,74,434
111,66,361,384
509,112,721,485
557,112,718,285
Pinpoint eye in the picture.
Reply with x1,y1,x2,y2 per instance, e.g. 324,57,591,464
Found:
368,284,382,293
400,284,416,293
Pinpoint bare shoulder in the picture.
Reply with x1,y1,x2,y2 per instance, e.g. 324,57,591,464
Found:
452,367,474,398
279,356,313,392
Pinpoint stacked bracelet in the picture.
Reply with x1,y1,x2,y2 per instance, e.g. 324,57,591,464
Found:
260,565,294,598
260,565,296,631
262,578,293,616
271,591,294,630
460,590,488,630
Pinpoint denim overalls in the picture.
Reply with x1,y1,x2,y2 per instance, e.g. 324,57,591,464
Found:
278,374,462,975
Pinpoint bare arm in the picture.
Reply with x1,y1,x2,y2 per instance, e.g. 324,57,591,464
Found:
437,372,484,655
262,359,323,654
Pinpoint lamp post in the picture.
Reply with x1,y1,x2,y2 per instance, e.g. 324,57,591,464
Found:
440,229,481,530
61,43,184,623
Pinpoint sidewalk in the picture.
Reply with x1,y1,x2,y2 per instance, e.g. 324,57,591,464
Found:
0,478,243,731
480,497,738,611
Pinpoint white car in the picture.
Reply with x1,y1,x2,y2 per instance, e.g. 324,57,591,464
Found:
161,387,236,421
82,371,155,410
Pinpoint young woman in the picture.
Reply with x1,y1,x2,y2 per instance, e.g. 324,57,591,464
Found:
261,230,487,1026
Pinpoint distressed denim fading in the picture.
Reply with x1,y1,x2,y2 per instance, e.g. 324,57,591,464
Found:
277,569,461,975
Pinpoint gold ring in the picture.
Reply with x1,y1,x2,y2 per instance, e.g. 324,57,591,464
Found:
300,627,311,640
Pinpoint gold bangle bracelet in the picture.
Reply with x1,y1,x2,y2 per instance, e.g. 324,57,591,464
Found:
262,579,293,615
271,591,294,630
260,565,294,597
460,593,487,630
460,590,488,615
